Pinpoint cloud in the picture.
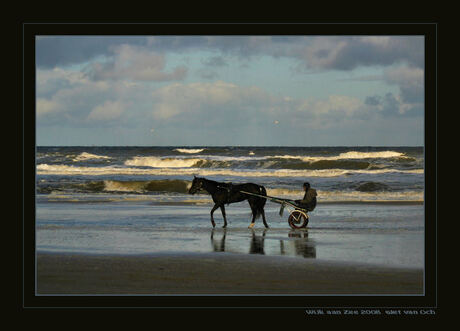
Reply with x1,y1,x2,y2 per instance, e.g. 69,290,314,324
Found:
37,73,418,129
365,92,422,117
147,36,277,57
36,98,60,116
35,36,425,146
201,56,227,67
36,68,113,124
148,81,375,131
36,67,90,98
85,44,187,82
287,95,370,129
148,79,424,133
294,36,424,71
37,36,424,73
360,65,424,117
87,100,125,121
146,36,424,70
383,65,424,103
150,81,270,121
197,68,219,80
37,53,424,143
36,36,148,68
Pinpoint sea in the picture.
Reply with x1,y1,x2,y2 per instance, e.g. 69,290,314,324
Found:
36,146,425,268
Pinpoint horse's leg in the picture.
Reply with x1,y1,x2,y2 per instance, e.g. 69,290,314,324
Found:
261,209,269,229
210,203,220,228
220,205,227,228
248,202,257,229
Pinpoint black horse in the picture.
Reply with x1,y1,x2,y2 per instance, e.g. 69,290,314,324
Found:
188,176,269,228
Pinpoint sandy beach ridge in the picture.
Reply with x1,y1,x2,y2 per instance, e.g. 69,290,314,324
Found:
37,252,423,295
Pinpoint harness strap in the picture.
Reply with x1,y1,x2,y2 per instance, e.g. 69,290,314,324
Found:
240,190,308,212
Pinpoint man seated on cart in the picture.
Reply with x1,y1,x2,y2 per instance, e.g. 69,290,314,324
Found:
294,182,317,211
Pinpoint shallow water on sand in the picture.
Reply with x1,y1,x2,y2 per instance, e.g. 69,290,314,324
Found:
36,195,424,268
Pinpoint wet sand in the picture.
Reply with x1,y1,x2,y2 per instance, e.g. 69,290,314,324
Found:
37,252,423,295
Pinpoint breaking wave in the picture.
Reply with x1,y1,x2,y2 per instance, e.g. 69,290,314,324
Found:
173,148,205,154
124,156,201,168
335,151,408,159
36,147,424,204
37,163,423,177
120,153,415,171
270,151,414,162
72,152,111,162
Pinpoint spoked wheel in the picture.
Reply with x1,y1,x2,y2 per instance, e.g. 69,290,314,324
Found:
288,210,309,229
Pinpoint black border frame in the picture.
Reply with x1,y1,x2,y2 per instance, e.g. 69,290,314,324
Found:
19,21,437,312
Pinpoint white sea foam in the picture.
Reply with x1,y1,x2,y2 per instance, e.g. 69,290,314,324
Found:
72,152,111,162
120,151,412,169
270,150,409,162
124,155,260,167
37,163,423,177
124,156,200,168
173,148,205,154
336,151,406,159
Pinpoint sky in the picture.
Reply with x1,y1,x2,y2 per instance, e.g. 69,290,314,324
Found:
36,36,424,146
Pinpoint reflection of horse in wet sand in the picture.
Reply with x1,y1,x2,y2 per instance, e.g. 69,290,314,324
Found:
211,229,226,252
280,230,316,258
249,229,267,255
209,229,267,255
189,176,268,228
209,229,315,258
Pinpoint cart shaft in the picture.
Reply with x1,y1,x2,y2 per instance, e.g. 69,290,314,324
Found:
240,190,303,210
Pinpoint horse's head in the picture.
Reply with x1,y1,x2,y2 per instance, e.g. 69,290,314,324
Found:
189,176,204,194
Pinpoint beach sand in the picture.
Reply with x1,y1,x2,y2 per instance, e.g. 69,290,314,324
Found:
37,252,423,295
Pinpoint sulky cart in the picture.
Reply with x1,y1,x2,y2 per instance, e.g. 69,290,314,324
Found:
240,190,311,229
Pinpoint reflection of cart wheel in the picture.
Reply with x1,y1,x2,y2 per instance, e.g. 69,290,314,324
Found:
288,210,309,229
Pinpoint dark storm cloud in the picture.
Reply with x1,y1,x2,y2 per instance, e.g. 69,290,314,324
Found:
36,36,148,68
294,36,424,71
36,36,241,68
150,36,274,55
37,36,424,72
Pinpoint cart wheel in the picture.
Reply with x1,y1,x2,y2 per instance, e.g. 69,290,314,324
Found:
288,210,309,229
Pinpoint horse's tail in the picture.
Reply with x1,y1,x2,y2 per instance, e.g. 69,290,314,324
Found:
254,185,267,219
